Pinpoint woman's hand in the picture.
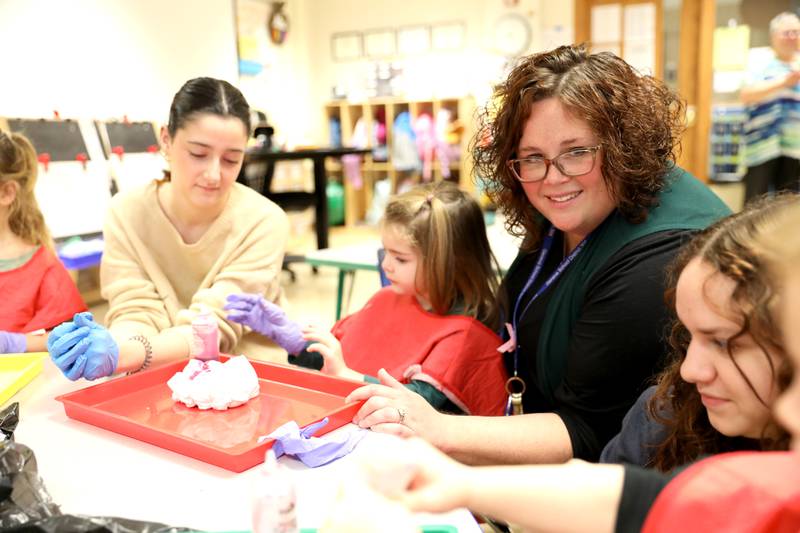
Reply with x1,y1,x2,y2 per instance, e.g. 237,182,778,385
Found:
346,368,445,441
225,293,305,354
302,325,361,380
47,312,119,380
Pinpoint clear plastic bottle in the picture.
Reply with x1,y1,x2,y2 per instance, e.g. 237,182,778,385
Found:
252,449,298,533
190,306,220,361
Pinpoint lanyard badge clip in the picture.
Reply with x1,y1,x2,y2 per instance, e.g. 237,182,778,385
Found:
505,375,526,416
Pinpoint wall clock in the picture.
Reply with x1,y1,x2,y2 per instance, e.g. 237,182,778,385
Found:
493,12,532,57
268,2,289,45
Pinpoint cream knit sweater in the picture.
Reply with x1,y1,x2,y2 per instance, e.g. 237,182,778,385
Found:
100,180,289,360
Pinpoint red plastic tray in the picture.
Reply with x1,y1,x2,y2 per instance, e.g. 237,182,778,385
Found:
56,356,365,472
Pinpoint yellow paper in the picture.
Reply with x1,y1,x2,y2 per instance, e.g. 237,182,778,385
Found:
0,353,46,405
713,25,751,71
238,36,259,61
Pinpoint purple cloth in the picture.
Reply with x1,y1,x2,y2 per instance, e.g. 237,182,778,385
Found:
259,417,365,468
224,293,306,354
0,331,26,354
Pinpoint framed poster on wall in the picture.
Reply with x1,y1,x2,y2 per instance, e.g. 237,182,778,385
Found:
364,29,396,58
397,25,430,55
332,32,363,61
432,22,465,51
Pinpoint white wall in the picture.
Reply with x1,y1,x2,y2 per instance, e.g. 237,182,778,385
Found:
0,0,574,146
293,0,574,144
236,0,315,149
0,0,238,122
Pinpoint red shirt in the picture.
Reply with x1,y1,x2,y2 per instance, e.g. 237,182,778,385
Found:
332,288,508,416
643,451,800,533
0,246,87,332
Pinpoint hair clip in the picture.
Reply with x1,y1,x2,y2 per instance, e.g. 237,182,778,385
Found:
426,194,435,204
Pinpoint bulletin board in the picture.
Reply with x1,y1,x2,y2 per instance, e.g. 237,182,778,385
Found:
7,119,89,162
5,118,110,239
96,120,164,194
98,121,159,156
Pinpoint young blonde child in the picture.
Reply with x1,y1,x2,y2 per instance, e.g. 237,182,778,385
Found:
0,131,86,353
226,181,508,416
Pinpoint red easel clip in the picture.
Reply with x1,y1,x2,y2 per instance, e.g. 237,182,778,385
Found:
37,152,51,172
75,152,88,170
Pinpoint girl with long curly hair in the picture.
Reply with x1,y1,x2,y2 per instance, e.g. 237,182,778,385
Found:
347,44,730,465
602,194,796,471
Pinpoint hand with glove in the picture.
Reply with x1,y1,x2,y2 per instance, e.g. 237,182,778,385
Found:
0,331,26,354
47,312,119,381
224,293,306,354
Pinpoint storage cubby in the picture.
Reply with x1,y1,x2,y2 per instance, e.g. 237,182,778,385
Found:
323,96,476,225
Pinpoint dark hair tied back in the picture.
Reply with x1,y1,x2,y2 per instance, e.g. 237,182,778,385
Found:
167,77,251,137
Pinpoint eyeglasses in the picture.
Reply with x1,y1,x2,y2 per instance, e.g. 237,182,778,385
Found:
507,145,602,183
779,29,800,38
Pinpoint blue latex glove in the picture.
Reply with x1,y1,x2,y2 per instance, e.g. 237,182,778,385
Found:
47,312,96,371
48,312,119,381
224,293,306,354
259,417,366,468
0,331,26,354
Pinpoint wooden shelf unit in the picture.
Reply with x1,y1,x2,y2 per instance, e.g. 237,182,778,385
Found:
324,96,476,225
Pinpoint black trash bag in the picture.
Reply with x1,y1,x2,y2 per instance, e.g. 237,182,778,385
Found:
0,402,59,528
0,403,195,533
0,402,19,441
4,515,191,532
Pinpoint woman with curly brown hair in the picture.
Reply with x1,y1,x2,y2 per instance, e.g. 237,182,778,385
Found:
346,44,730,465
602,194,795,470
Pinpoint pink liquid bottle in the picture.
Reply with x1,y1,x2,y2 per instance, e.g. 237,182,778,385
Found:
252,449,298,533
191,306,220,361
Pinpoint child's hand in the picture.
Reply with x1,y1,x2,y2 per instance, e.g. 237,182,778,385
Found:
303,326,362,380
362,436,471,514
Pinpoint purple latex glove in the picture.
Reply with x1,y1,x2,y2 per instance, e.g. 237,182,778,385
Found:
224,293,306,354
0,331,26,354
47,312,119,381
259,417,366,467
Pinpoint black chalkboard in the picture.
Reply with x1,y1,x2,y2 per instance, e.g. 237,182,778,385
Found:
99,121,159,156
8,119,90,162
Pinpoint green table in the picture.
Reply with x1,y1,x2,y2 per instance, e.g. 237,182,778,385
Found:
304,241,383,319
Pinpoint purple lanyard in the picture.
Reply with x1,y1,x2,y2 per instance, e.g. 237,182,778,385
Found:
510,225,589,377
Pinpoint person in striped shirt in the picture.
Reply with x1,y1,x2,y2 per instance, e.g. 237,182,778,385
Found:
741,12,800,202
